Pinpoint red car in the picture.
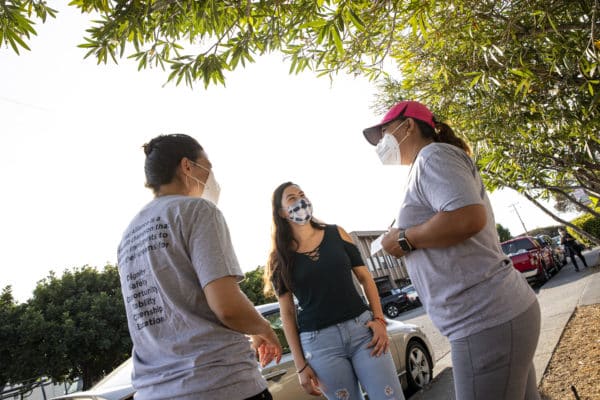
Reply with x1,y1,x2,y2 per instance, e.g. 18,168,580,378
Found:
501,236,558,285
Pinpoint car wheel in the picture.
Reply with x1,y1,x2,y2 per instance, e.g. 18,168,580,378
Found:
384,303,400,318
538,262,550,284
406,340,433,392
552,256,560,274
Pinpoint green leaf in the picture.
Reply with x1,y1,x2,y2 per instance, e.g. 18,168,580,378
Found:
330,25,344,55
347,7,365,32
469,73,482,88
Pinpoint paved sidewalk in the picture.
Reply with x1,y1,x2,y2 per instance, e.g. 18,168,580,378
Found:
410,248,600,400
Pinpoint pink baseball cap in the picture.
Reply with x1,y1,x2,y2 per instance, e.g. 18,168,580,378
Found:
363,100,436,145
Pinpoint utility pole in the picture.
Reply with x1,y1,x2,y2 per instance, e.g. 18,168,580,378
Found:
509,203,529,235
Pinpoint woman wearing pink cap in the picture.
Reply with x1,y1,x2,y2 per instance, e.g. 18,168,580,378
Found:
363,101,541,400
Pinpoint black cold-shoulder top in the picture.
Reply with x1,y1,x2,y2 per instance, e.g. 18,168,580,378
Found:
273,224,369,332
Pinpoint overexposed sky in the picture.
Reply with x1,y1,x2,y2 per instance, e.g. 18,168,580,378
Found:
0,5,578,302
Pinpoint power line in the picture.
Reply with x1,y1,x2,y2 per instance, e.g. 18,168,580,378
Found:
509,203,529,235
0,96,51,112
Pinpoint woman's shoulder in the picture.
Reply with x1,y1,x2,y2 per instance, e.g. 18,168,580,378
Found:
326,224,354,243
421,142,469,159
155,195,221,219
168,195,217,208
418,142,475,171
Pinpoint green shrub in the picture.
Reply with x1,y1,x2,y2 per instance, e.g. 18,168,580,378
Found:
568,212,600,247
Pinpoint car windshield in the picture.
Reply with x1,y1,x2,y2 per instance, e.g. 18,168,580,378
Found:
401,285,415,293
501,238,535,254
262,310,290,354
92,358,133,391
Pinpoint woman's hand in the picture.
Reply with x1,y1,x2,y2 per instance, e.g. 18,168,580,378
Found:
250,333,282,367
365,319,390,357
298,365,322,396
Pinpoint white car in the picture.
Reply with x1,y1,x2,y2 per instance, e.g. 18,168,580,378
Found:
52,303,434,400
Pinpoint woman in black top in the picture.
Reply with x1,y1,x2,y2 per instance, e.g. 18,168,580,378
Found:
264,182,405,400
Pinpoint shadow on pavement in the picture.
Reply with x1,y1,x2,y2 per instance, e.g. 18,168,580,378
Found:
397,305,427,320
408,367,455,400
531,248,600,292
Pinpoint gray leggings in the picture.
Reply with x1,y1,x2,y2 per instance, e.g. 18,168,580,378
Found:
450,300,541,400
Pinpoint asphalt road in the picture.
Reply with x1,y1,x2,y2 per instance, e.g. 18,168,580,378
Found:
397,305,449,366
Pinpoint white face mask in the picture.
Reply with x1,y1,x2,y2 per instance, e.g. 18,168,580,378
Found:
375,120,409,165
200,170,221,205
189,161,221,205
376,133,401,165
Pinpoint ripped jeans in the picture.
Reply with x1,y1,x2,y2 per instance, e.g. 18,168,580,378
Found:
300,310,405,400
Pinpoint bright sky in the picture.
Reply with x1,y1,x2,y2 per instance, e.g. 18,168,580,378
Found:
0,5,579,303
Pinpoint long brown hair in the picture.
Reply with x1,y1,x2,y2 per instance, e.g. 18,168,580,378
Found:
263,182,324,296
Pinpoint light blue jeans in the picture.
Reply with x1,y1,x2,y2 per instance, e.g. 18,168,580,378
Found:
299,310,405,400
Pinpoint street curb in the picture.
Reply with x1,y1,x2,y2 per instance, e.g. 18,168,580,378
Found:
537,308,577,385
579,266,600,306
537,267,600,387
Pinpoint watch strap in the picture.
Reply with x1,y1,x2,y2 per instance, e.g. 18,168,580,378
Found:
398,230,414,252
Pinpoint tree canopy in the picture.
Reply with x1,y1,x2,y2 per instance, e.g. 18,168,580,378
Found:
371,1,600,242
496,223,512,242
239,266,277,306
2,0,599,241
0,265,131,391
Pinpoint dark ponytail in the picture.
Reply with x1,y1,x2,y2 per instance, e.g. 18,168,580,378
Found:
434,121,472,156
413,119,472,156
143,134,203,195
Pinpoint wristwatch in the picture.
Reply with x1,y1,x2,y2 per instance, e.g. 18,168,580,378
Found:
397,230,414,253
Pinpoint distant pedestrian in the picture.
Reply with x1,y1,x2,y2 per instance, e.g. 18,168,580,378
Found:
558,227,589,272
363,101,541,400
117,133,281,400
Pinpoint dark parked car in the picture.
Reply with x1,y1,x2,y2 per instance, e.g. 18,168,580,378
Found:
381,290,412,318
501,236,557,285
51,303,435,400
536,234,566,268
400,284,421,307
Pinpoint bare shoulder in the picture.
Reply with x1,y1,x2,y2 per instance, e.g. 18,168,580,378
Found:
336,225,354,243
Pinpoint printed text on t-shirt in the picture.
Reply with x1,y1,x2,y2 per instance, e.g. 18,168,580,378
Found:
121,216,171,330
120,216,170,262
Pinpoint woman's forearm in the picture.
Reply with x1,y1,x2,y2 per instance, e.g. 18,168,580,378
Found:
408,204,487,249
280,310,306,369
278,294,307,369
355,267,385,319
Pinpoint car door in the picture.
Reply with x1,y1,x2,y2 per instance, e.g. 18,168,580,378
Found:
260,309,324,399
531,238,550,267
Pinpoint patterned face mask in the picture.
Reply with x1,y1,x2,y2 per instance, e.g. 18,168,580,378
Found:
287,198,313,225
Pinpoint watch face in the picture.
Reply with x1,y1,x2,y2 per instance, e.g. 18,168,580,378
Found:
399,239,411,252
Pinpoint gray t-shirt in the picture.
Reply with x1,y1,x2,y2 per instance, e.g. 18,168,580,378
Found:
117,195,267,400
398,143,536,340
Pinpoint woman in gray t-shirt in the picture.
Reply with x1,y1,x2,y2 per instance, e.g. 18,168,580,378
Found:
362,101,541,400
118,134,281,400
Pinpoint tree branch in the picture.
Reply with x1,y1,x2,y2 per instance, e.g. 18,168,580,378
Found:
521,190,600,244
